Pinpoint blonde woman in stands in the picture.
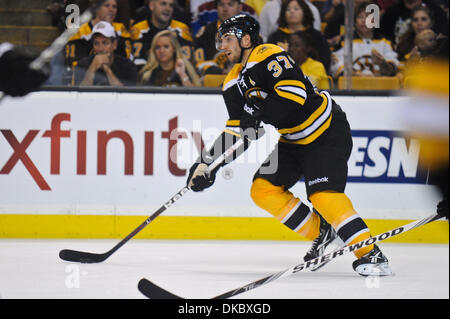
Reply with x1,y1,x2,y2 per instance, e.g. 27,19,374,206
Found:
139,30,201,87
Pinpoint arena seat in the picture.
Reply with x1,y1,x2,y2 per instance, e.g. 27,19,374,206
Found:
337,76,401,90
203,74,226,87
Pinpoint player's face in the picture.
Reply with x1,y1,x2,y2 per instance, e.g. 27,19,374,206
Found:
96,0,118,23
218,33,242,63
217,0,242,23
150,0,175,26
285,1,304,26
154,36,175,63
93,34,117,55
412,10,432,34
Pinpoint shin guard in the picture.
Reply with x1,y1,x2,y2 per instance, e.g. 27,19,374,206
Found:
251,178,320,240
309,192,373,258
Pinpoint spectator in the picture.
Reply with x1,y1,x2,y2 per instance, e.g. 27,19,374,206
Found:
73,21,138,86
322,0,368,50
191,0,257,36
380,0,449,46
193,0,242,75
131,0,193,68
268,0,331,71
288,31,330,89
132,0,190,26
405,29,448,65
330,1,399,78
138,30,201,87
259,0,321,42
64,0,132,73
396,5,436,61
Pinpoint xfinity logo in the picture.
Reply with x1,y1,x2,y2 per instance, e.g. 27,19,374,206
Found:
308,177,329,186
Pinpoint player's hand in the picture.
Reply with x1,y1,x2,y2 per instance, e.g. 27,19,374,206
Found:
244,96,264,119
187,163,217,192
0,47,48,97
240,112,265,141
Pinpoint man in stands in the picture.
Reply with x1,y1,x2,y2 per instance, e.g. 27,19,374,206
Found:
193,0,243,76
131,0,193,68
73,21,137,86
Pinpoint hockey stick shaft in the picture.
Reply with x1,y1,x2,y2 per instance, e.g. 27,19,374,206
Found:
212,213,441,299
138,213,442,299
59,138,245,263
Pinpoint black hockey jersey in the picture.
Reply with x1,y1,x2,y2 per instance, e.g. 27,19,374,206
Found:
130,18,193,66
222,43,333,146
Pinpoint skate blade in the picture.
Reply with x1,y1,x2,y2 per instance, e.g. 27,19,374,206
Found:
355,262,394,277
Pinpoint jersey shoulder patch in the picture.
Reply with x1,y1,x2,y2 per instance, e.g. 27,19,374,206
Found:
247,44,285,65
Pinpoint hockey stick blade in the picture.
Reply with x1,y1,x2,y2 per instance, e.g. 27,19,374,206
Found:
137,214,442,299
138,279,183,299
59,249,108,264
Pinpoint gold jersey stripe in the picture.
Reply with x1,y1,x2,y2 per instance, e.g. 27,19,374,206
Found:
226,119,240,126
247,44,284,66
224,129,241,137
280,113,332,145
278,93,328,135
222,64,243,91
274,80,307,106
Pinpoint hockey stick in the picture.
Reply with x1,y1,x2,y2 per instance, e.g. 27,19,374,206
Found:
137,213,442,299
0,1,104,102
59,138,246,263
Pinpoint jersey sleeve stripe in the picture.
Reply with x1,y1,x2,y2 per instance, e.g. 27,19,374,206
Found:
278,92,333,145
226,120,240,127
280,114,332,145
274,80,307,106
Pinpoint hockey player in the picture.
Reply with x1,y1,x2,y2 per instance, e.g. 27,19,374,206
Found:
186,14,392,276
0,43,48,97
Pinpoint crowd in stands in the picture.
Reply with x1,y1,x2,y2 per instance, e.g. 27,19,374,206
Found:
45,0,449,89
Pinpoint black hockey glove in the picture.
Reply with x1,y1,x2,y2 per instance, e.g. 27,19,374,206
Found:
240,112,265,141
187,162,218,192
243,96,264,119
436,199,449,219
0,47,49,97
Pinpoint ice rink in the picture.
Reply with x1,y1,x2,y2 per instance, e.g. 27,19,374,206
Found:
0,239,448,299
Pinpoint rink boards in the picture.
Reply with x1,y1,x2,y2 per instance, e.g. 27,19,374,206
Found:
0,91,447,242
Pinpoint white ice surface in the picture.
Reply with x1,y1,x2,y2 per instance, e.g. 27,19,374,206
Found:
0,239,448,299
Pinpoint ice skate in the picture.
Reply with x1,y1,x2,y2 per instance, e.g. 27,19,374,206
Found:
352,244,393,276
303,213,339,271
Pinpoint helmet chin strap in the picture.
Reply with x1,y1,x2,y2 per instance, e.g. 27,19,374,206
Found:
238,38,253,64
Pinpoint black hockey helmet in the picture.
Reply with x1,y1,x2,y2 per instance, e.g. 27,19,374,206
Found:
216,14,261,50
